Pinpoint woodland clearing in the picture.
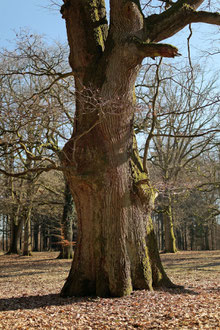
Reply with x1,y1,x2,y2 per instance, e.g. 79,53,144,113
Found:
0,250,219,329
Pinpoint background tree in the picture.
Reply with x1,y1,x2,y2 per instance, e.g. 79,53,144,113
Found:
0,32,75,255
172,149,220,251
57,182,77,259
135,62,220,252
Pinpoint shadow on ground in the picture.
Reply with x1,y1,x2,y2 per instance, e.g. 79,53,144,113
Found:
0,293,87,312
0,287,199,312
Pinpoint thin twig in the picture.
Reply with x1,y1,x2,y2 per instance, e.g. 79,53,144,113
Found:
187,24,193,80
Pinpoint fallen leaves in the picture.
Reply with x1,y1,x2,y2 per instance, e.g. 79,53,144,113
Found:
0,251,219,329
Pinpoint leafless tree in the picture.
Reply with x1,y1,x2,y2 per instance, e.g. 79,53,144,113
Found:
135,62,219,252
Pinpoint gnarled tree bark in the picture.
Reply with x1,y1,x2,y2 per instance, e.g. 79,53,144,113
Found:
59,0,220,297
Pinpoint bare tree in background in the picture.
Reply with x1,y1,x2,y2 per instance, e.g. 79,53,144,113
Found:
136,61,219,252
0,32,74,255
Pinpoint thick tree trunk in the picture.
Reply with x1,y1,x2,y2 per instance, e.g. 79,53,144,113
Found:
61,110,175,296
59,0,184,297
61,165,172,296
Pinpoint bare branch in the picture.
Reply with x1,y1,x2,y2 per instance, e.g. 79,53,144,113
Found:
152,129,220,138
145,2,220,43
0,164,63,178
130,38,181,59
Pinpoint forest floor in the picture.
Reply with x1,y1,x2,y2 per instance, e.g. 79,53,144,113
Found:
0,250,219,329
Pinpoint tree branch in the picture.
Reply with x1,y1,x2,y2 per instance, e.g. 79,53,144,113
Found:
130,38,181,58
191,10,220,25
27,71,74,100
152,128,220,138
0,164,63,178
144,1,220,43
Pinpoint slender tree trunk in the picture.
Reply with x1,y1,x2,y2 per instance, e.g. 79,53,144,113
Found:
217,224,220,250
40,225,44,252
7,216,23,255
42,224,48,250
23,209,32,256
58,183,75,259
161,212,165,251
2,215,5,252
204,226,210,250
162,194,177,253
43,227,50,251
184,223,188,251
211,221,216,250
176,228,181,250
190,229,193,251
6,215,9,251
7,173,24,254
164,211,177,253
33,223,40,251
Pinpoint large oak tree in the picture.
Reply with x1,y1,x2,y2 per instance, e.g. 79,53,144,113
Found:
59,0,220,297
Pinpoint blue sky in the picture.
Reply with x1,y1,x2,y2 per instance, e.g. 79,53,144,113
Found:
0,0,67,47
0,1,219,76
